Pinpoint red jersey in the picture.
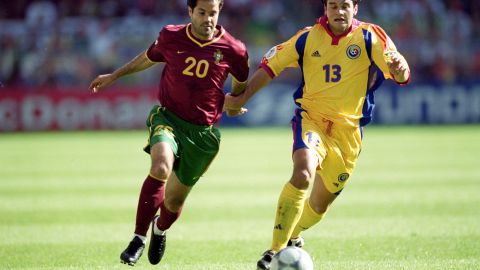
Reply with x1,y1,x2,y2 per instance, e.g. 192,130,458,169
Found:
146,24,249,125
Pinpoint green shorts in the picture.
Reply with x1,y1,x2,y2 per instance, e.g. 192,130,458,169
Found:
144,105,221,187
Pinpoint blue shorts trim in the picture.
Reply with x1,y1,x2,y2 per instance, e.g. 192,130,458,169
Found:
291,108,308,152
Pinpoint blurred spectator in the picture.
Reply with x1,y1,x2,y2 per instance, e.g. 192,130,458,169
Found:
25,0,57,30
0,34,21,85
0,0,479,89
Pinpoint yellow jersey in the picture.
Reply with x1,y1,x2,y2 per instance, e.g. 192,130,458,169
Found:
261,16,409,128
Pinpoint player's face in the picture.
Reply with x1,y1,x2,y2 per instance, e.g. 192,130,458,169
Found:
189,0,221,40
325,0,358,36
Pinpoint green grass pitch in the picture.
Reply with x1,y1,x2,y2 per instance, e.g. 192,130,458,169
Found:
0,126,479,270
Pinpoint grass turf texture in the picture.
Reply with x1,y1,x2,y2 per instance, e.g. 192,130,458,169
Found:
0,126,479,270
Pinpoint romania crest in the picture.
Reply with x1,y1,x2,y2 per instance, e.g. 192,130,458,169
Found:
338,173,350,182
346,44,361,59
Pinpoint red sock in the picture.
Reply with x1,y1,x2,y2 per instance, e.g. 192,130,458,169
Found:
134,175,165,236
156,201,182,231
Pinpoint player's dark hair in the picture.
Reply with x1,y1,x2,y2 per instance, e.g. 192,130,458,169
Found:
322,0,360,6
187,0,224,10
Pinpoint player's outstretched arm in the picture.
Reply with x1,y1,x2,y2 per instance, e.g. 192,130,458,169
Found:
386,52,410,84
89,50,155,93
224,68,272,116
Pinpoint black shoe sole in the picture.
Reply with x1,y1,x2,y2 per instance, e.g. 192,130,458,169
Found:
120,259,136,266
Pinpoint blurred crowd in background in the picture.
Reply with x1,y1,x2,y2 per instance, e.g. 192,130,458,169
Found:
1,0,479,90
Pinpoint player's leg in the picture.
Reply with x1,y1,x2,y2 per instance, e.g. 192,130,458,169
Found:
120,105,178,266
257,148,319,270
290,173,337,242
148,172,191,265
271,148,319,250
159,172,192,228
148,119,221,265
257,111,324,270
150,123,220,234
136,142,175,236
120,141,175,266
289,126,361,246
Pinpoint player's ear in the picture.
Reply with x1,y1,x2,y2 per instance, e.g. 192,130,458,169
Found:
188,6,194,18
353,3,358,16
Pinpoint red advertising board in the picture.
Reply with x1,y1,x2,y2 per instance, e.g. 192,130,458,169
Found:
0,87,158,131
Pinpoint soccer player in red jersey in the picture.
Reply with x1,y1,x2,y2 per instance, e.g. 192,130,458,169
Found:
224,0,410,269
89,0,249,266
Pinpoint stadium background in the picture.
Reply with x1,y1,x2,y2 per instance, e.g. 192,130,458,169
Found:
1,0,479,131
1,2,479,270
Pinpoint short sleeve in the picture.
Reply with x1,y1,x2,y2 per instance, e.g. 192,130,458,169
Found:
260,29,308,77
230,44,249,83
369,25,398,81
146,29,166,63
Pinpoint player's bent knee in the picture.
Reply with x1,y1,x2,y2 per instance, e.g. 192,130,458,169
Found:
150,163,172,181
290,169,314,189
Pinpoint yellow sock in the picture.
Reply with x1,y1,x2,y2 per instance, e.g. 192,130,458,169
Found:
291,199,325,239
270,182,307,251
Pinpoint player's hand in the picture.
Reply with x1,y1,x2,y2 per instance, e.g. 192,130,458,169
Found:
224,107,248,117
385,52,409,82
224,93,248,117
224,93,246,110
89,74,116,93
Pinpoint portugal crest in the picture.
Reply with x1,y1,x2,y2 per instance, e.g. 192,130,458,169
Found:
213,49,223,64
346,44,361,59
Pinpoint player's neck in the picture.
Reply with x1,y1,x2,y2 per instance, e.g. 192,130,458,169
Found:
327,24,350,36
193,32,214,40
191,28,218,41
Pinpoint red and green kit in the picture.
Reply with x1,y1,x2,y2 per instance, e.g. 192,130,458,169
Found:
143,24,249,186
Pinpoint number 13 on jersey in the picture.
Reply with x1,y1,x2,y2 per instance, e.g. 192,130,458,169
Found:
323,64,342,83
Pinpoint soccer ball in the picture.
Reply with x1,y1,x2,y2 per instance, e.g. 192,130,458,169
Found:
270,247,314,270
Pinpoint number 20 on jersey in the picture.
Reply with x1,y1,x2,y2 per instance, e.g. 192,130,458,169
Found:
182,57,209,78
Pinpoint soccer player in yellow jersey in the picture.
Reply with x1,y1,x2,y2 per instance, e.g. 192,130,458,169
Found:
224,0,410,269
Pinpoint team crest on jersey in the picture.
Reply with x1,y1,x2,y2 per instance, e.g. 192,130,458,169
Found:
213,49,223,64
346,44,361,59
338,173,350,182
264,46,277,59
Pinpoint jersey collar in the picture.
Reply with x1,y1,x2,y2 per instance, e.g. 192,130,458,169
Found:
317,16,360,45
186,23,225,47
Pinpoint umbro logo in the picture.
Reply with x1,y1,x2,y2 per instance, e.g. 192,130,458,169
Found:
311,50,321,57
274,224,283,230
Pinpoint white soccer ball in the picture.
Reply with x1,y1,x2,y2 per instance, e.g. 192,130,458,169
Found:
270,247,314,270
